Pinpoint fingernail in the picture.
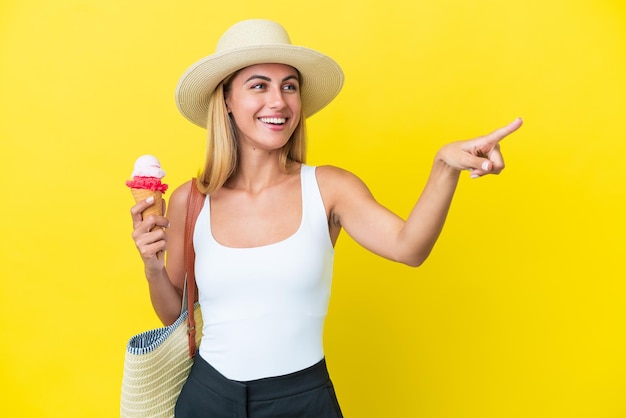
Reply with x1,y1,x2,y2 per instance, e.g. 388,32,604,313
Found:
471,173,480,179
482,161,490,171
146,196,154,203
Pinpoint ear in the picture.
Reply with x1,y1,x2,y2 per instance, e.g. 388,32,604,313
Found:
224,96,232,114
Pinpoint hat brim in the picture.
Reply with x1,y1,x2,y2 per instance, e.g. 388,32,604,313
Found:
175,44,344,128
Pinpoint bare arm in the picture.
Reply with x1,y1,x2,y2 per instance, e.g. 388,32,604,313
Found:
130,181,192,324
322,118,523,267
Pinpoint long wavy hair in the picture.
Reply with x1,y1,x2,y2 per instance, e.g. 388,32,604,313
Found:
196,74,307,195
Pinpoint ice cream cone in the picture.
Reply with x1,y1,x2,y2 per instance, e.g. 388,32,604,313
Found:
130,188,163,219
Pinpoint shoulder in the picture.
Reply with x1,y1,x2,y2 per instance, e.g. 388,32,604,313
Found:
313,165,374,216
312,165,376,229
314,165,371,193
169,180,193,209
165,180,200,222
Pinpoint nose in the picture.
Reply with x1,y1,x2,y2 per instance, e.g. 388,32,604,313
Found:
267,86,286,109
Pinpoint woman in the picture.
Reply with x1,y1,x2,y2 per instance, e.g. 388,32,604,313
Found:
131,19,522,417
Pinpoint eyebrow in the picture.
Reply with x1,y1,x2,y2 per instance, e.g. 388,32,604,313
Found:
244,74,299,83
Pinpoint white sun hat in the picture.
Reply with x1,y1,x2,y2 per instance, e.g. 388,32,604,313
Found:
175,19,344,128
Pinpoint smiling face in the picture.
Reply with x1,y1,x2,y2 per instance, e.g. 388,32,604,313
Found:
224,63,302,155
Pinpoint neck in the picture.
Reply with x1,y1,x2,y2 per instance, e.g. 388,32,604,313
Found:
226,152,298,194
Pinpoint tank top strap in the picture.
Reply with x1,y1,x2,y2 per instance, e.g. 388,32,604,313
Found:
300,165,329,236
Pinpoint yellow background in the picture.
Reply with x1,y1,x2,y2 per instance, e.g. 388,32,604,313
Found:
1,0,625,417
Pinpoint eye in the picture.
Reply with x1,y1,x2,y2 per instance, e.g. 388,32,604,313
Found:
282,83,298,92
250,82,266,90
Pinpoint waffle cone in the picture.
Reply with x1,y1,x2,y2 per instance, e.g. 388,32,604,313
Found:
130,188,163,219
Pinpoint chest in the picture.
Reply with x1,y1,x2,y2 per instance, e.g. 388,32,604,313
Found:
208,180,302,248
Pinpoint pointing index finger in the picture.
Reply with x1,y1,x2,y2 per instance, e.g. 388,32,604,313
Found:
485,117,524,144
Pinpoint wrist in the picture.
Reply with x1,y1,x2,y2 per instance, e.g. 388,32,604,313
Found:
144,264,167,283
433,152,462,177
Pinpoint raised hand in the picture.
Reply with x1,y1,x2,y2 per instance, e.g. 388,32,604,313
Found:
437,118,523,178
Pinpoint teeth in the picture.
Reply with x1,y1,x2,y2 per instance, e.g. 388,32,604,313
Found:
259,117,286,124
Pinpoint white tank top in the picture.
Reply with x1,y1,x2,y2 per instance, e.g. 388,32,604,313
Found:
194,165,334,381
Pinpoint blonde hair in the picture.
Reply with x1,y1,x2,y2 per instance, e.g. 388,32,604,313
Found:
196,76,307,195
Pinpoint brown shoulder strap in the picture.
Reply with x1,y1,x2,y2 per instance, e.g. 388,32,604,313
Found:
184,179,204,358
